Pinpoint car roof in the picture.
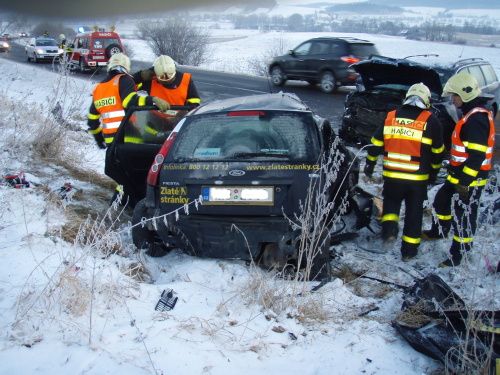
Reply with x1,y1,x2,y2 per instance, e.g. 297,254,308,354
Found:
190,93,311,116
353,55,444,94
305,36,374,44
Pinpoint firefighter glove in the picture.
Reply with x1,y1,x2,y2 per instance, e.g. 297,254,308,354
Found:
93,133,107,149
140,68,155,81
153,97,170,112
454,184,469,200
364,163,374,179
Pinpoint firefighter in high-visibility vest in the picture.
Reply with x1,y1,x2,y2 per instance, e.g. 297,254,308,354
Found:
133,55,201,107
364,83,444,261
87,52,170,148
422,72,495,267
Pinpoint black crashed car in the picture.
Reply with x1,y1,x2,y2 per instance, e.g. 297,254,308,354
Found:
340,55,500,148
130,93,359,279
269,37,378,93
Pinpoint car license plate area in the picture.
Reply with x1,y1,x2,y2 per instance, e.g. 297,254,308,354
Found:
201,186,274,205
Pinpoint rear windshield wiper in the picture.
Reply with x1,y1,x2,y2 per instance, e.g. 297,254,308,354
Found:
231,152,289,159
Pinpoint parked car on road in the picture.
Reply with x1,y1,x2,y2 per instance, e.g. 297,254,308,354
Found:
269,37,378,93
66,30,125,72
340,55,500,148
25,37,62,62
107,93,358,279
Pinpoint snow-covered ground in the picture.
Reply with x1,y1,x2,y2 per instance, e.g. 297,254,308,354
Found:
0,27,499,375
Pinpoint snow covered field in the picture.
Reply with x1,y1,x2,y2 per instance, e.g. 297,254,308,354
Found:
0,26,499,374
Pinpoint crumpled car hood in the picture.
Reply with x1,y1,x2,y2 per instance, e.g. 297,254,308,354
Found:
352,56,443,95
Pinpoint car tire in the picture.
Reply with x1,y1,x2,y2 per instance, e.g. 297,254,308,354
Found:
132,199,169,257
270,65,285,86
319,71,337,94
105,43,122,58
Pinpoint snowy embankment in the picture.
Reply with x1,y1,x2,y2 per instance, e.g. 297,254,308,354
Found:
0,34,498,375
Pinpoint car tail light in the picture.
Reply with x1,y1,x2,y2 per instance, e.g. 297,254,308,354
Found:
341,56,360,64
227,111,265,117
147,130,179,186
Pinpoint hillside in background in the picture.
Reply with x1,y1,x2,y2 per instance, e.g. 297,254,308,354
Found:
327,3,404,14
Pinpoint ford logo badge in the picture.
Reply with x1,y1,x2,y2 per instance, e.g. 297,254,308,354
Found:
228,169,245,177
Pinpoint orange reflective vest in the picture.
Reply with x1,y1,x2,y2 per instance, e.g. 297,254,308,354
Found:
382,110,432,173
92,74,126,144
450,107,495,171
150,73,191,105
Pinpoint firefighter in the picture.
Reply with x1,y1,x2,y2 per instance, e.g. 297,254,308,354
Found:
422,72,495,267
87,52,170,148
58,33,66,49
364,83,444,261
133,55,201,107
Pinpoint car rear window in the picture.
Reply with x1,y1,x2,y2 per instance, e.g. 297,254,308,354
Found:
350,44,378,59
171,111,320,162
92,38,121,49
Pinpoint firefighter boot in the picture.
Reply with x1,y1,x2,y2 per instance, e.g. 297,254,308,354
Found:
438,244,463,267
382,221,398,242
401,243,418,262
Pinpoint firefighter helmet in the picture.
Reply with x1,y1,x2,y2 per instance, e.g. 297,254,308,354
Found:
405,83,431,108
107,52,130,73
154,55,176,82
442,71,481,103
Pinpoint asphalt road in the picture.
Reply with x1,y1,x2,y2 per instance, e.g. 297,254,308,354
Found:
1,42,349,130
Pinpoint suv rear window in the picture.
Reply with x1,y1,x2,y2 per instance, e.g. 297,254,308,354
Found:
350,44,378,58
171,112,320,162
92,38,120,49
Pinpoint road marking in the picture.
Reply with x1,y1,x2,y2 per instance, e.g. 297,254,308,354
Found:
197,81,269,94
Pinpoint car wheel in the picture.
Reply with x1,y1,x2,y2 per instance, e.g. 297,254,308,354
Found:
319,71,336,94
270,66,285,86
105,43,122,58
132,199,168,257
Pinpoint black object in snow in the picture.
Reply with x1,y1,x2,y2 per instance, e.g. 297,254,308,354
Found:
155,289,178,312
393,274,499,375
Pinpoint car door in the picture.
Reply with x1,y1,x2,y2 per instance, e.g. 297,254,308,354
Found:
298,40,331,79
69,38,82,64
283,41,311,78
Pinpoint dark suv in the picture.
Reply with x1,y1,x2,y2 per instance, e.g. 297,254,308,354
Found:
340,56,500,147
122,93,358,279
269,37,378,93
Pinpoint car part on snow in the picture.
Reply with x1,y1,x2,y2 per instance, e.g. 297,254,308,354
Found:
393,274,499,375
349,186,377,233
155,289,178,312
57,182,74,200
3,172,30,188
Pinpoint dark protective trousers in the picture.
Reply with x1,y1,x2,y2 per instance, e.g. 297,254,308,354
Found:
382,180,427,257
432,181,484,257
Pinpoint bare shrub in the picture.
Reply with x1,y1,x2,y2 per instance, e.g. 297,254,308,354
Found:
136,18,209,65
247,35,290,76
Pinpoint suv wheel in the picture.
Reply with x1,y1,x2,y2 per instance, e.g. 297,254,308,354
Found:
105,44,122,58
270,66,285,86
319,71,336,94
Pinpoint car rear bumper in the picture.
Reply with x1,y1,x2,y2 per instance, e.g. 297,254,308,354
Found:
158,214,296,261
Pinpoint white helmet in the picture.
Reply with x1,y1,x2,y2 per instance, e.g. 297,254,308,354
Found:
404,82,431,108
154,55,176,82
107,52,130,73
442,72,481,103
59,33,66,40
